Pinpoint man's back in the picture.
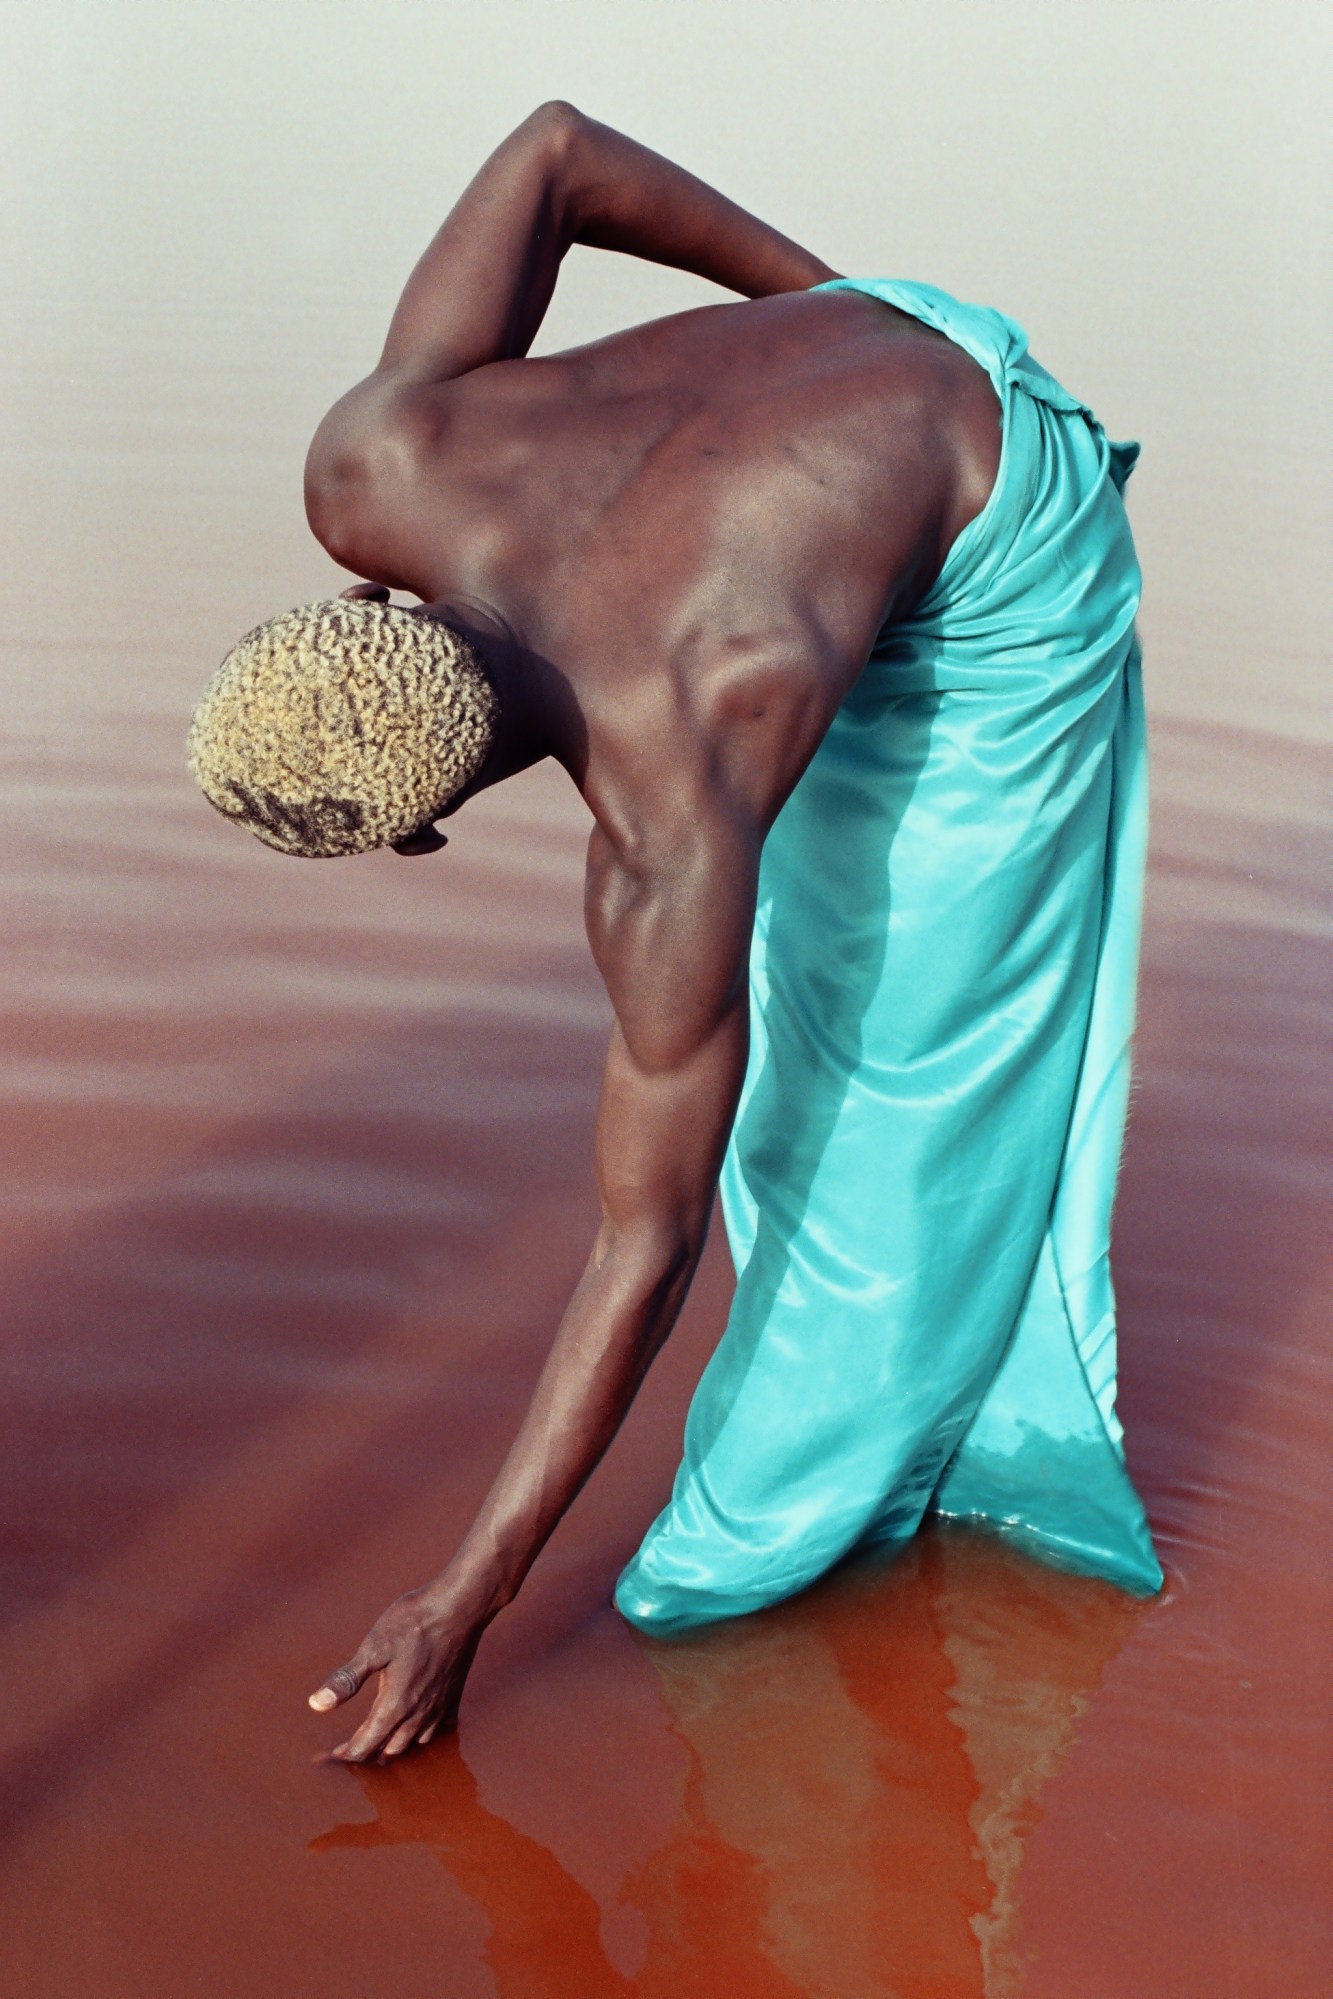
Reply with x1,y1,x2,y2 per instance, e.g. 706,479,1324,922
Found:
317,282,1001,841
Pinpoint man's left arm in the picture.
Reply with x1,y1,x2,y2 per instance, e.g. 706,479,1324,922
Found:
309,817,757,1761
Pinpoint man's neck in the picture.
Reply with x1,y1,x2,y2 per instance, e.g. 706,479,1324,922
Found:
417,594,584,806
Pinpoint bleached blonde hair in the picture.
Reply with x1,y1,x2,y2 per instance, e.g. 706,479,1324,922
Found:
187,598,498,858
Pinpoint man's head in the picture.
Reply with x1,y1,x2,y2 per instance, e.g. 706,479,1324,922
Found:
187,598,498,858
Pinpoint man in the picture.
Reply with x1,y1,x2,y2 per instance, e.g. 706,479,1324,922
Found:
189,103,1162,1765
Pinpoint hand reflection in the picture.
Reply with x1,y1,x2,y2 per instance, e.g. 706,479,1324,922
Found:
312,1741,635,1997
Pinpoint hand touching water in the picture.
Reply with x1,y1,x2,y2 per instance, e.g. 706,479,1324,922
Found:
309,1578,491,1762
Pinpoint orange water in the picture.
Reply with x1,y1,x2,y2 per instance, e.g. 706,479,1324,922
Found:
2,550,1328,1999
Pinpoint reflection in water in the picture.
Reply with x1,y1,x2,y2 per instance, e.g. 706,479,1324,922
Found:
314,1748,635,1999
315,1527,1146,1998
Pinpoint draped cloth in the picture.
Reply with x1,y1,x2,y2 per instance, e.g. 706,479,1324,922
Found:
616,278,1163,1635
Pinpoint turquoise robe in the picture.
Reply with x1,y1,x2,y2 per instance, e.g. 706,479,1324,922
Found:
616,278,1163,1635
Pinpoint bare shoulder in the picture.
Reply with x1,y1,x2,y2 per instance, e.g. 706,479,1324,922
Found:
303,374,452,575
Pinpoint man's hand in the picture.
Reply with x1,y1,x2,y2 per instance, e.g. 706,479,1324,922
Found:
309,1579,488,1762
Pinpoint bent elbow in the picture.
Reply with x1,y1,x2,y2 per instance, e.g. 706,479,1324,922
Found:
528,99,585,144
522,99,591,183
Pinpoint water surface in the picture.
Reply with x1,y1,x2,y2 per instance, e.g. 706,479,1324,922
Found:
1,8,1328,1995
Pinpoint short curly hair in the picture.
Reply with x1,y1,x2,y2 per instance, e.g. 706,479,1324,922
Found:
187,598,499,858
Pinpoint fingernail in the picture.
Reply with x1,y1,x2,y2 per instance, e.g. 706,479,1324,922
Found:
309,1689,337,1711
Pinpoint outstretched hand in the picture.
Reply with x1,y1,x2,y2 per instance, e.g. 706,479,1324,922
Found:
309,1585,487,1763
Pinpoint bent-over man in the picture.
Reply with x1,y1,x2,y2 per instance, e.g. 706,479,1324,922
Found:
188,104,1162,1764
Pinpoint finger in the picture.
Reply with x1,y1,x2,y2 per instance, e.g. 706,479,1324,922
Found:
309,1640,383,1712
389,823,447,856
338,582,390,602
332,1681,411,1763
417,1690,465,1748
378,1715,424,1759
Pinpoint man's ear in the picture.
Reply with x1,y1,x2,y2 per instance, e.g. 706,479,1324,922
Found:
390,823,449,856
339,582,391,603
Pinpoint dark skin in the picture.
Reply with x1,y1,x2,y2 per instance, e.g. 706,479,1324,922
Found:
302,102,1002,1761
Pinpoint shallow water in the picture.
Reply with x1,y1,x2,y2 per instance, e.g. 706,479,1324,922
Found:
2,9,1330,1996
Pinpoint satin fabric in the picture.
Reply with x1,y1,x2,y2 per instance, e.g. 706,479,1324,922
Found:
616,278,1164,1636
